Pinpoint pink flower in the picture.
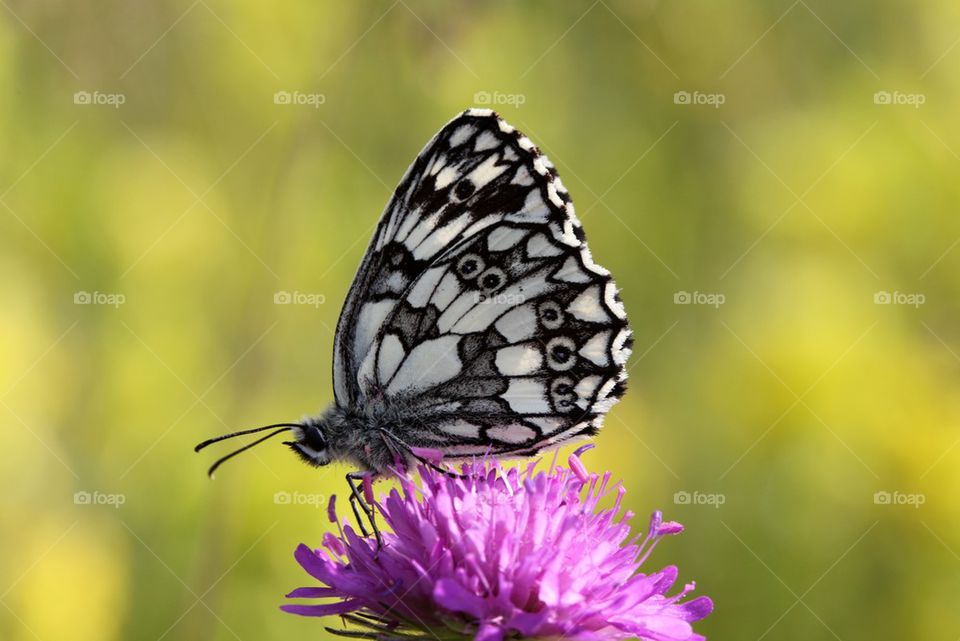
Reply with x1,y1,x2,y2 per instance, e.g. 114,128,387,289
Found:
282,451,713,640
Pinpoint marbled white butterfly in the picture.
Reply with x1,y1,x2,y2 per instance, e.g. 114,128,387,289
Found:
196,109,632,503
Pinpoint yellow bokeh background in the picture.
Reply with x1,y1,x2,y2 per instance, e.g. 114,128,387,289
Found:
2,2,959,640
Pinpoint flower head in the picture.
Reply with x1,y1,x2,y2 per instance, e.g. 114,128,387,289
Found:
282,451,713,640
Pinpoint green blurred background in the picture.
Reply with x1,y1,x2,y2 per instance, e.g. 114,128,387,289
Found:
2,1,958,639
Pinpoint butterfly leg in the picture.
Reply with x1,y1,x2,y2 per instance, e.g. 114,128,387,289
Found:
346,471,383,549
379,428,465,479
347,491,370,538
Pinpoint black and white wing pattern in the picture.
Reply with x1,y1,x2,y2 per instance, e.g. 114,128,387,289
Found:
333,108,632,456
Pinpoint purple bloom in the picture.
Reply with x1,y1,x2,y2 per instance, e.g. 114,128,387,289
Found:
282,451,713,640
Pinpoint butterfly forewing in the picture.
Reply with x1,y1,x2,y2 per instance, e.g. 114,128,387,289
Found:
333,109,631,456
333,110,538,406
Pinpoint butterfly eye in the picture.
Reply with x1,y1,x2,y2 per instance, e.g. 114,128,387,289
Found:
546,337,577,371
479,267,506,292
304,425,327,448
538,301,564,329
453,179,476,201
456,254,484,279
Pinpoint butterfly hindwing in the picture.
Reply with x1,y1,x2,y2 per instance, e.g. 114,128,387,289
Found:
334,109,632,457
368,222,631,456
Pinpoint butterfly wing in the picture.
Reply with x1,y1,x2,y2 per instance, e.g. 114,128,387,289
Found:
340,109,632,456
332,109,546,407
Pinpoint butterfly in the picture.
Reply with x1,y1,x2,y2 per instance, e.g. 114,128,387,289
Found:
196,109,632,535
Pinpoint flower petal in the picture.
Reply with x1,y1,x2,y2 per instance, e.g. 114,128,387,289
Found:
433,578,487,619
680,596,714,622
326,494,338,524
474,622,504,641
292,543,330,581
280,598,363,617
509,610,549,636
285,586,339,599
658,520,684,536
410,446,445,465
640,615,694,639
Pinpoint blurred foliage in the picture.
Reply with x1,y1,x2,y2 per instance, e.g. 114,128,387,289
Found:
1,1,959,640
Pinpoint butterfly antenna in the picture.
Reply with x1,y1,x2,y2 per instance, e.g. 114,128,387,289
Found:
194,423,303,452
203,427,294,478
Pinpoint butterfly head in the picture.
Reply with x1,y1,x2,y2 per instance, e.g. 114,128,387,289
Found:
286,418,332,467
